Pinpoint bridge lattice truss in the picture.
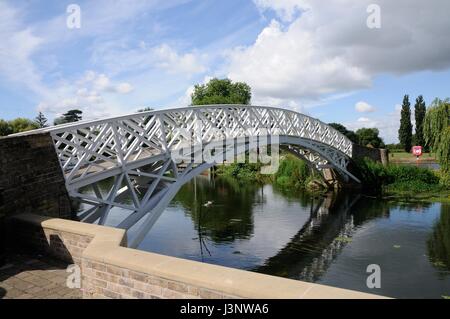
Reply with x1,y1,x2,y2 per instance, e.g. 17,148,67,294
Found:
42,105,357,247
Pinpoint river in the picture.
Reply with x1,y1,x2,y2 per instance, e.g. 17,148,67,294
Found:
81,175,450,299
137,176,449,299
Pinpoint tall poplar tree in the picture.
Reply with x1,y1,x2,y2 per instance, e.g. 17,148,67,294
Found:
414,95,426,149
398,95,413,152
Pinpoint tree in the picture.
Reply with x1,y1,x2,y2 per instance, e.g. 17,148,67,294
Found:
328,123,359,144
398,95,413,152
54,109,83,125
423,98,450,174
0,119,13,136
414,95,426,148
8,118,39,133
0,118,39,136
63,109,83,122
356,128,385,148
191,78,251,105
137,107,154,112
53,117,66,125
35,112,48,128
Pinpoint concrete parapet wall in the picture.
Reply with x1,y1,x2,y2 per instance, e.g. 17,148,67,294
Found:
11,213,387,299
0,133,72,219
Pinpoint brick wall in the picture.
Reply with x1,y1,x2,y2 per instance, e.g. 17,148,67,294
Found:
351,143,389,165
81,260,236,299
0,132,72,219
10,214,384,299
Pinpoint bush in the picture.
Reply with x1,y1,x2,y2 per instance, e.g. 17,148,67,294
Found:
215,162,267,182
355,158,389,190
356,157,444,194
438,170,450,188
274,154,311,189
386,165,439,184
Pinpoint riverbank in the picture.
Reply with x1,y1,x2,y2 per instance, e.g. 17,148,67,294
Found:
214,154,329,194
214,155,450,202
357,157,450,202
382,188,450,203
389,151,437,164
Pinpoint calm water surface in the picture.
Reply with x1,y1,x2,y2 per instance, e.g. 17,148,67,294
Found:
84,176,450,299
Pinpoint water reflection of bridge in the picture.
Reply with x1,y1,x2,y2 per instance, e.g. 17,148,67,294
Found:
173,178,392,281
254,193,388,282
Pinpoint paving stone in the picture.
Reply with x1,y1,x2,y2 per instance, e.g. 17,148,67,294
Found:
4,288,25,298
0,254,81,299
23,276,52,287
9,279,34,291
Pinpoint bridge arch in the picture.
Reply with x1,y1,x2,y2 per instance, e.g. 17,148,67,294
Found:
15,105,359,247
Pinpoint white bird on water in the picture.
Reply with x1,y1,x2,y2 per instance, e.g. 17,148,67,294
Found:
203,201,213,207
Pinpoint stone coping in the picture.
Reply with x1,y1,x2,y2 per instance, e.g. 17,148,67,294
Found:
13,213,388,299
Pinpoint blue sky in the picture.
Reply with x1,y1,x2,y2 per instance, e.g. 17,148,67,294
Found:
1,0,450,143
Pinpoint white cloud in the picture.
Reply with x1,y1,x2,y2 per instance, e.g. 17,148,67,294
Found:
0,2,50,99
116,82,134,94
152,44,207,75
357,117,370,122
228,0,450,108
227,18,371,104
90,41,207,77
355,101,376,113
78,71,133,94
37,71,136,120
0,1,195,120
347,105,402,143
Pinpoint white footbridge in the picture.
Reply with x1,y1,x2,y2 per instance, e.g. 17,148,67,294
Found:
19,105,359,247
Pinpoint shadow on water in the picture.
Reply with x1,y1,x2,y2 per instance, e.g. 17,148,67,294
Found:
428,203,450,272
252,191,384,281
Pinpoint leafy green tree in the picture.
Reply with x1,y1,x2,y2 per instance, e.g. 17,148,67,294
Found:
0,119,13,136
35,112,48,128
0,118,40,136
54,109,83,125
191,78,251,105
356,128,385,148
385,143,403,150
137,107,154,112
423,98,450,174
53,117,66,125
9,118,39,133
398,95,413,152
63,109,82,122
414,95,426,148
328,123,358,144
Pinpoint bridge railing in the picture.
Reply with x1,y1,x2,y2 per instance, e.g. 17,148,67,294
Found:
12,105,353,188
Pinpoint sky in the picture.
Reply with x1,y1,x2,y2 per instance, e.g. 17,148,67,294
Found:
1,0,450,143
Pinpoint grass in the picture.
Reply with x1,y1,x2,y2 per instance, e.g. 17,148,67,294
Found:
390,151,436,162
356,158,450,199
